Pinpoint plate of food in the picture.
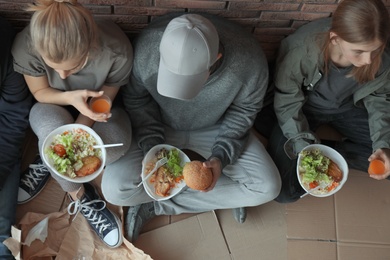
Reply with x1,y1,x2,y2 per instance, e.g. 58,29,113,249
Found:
141,144,190,201
297,144,348,197
42,124,106,183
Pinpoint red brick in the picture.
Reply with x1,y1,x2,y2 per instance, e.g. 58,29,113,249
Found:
114,7,176,16
261,11,331,21
79,0,153,6
197,9,261,18
302,3,338,13
229,2,300,11
155,0,226,10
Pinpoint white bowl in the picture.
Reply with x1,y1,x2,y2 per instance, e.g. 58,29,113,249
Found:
296,144,348,197
141,144,190,201
41,124,106,183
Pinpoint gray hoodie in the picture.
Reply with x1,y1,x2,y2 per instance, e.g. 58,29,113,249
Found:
122,13,269,168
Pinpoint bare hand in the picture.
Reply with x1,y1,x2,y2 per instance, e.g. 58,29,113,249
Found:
70,90,111,122
368,148,390,180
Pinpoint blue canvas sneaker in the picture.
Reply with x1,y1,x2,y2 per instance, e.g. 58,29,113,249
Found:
18,155,50,204
67,183,123,248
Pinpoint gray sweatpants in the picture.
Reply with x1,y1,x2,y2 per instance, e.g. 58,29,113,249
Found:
30,103,132,192
101,125,281,216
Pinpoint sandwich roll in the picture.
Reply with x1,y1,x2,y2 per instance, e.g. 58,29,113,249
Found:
183,160,213,190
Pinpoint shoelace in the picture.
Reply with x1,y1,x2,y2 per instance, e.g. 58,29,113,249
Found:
21,164,48,190
67,198,111,234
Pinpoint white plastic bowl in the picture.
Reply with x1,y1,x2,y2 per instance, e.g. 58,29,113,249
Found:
141,144,190,201
41,124,106,183
296,144,348,197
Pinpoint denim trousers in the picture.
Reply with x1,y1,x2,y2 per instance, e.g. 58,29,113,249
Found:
0,163,20,259
266,106,372,203
101,124,282,215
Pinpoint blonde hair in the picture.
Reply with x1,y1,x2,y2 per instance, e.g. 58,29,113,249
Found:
321,0,390,83
27,0,98,63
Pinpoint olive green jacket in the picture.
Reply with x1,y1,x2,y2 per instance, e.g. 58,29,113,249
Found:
273,17,390,151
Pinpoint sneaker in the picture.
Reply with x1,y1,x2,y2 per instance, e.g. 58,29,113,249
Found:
232,207,247,223
18,155,50,204
67,183,123,248
125,202,156,242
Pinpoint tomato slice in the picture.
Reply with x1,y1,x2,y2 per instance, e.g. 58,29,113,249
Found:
53,144,66,157
309,181,319,189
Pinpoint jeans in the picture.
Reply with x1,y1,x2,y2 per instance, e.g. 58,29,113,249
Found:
265,106,372,203
101,125,281,215
0,163,20,260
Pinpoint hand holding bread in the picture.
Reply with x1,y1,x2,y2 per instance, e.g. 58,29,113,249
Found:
183,160,213,190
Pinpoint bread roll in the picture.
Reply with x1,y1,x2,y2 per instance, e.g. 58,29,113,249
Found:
183,160,213,190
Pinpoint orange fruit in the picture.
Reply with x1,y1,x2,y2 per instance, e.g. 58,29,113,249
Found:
368,159,385,175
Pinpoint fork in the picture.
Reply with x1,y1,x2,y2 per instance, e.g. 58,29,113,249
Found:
137,157,168,187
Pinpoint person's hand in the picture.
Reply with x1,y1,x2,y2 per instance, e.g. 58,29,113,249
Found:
69,90,111,122
368,148,390,180
201,157,222,192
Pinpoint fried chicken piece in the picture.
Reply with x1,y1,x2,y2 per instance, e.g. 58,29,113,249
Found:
327,160,342,182
75,155,102,177
154,166,172,197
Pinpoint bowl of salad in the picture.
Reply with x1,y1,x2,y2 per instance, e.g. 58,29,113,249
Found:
141,144,190,201
297,144,348,197
41,124,106,183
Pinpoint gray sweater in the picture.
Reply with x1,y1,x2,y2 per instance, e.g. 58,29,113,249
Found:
123,13,269,168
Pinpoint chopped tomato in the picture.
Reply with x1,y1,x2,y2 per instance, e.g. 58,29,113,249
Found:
309,181,319,189
53,144,66,157
327,182,339,192
175,176,184,183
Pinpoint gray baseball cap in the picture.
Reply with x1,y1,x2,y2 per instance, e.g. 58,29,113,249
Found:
157,14,219,100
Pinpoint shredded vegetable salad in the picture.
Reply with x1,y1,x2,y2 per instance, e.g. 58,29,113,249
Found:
45,128,101,178
298,149,341,194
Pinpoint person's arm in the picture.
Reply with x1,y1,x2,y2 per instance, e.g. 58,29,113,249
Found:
75,85,119,126
122,74,165,154
273,49,311,140
24,74,109,126
0,60,32,190
361,74,390,180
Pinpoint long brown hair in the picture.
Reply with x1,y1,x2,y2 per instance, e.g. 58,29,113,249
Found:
27,0,98,63
321,0,390,83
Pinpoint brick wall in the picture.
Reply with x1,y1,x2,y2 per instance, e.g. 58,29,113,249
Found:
0,0,389,62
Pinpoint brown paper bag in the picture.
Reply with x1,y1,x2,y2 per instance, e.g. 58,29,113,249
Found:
19,210,152,260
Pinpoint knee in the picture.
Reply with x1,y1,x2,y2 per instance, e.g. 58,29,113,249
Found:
101,172,125,206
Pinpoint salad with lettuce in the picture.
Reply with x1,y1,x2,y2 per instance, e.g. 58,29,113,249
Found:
156,148,183,178
45,128,101,178
298,149,340,194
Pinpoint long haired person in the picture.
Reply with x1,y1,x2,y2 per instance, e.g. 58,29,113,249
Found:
12,0,133,247
256,0,390,202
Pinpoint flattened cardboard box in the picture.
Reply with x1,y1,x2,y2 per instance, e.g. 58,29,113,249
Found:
135,211,231,260
286,169,390,259
136,201,288,260
335,170,390,245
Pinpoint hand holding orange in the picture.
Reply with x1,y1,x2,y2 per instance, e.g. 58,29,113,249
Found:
368,159,385,175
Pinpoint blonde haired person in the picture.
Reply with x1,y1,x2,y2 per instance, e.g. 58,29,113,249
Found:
255,0,390,203
12,0,133,248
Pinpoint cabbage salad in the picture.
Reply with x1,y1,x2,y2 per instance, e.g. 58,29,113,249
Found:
46,128,101,178
298,149,336,193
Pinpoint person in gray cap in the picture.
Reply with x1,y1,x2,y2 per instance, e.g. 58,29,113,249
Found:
101,13,281,242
